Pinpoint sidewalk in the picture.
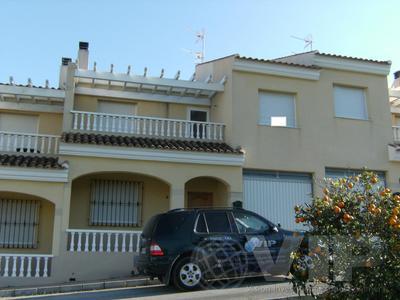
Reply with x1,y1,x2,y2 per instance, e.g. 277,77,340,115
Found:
0,276,159,298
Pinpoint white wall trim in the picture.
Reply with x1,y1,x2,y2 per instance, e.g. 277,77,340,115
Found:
233,60,320,81
75,86,211,106
0,167,68,182
59,143,244,166
313,56,391,75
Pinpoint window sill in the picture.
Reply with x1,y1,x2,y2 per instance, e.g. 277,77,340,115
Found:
258,124,300,129
334,116,370,122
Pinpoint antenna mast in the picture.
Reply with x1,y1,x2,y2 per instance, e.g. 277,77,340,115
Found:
196,28,206,63
291,34,313,51
182,28,206,63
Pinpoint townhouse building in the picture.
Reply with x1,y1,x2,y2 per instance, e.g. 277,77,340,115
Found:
0,43,395,287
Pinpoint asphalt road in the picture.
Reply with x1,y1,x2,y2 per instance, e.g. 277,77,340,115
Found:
10,277,305,300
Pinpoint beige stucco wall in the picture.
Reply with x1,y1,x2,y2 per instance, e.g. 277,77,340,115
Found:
72,95,212,124
69,172,169,230
198,58,400,194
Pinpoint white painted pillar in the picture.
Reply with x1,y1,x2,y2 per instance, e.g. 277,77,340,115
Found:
170,184,185,209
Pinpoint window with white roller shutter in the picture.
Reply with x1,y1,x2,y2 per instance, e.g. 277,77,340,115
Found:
333,86,368,120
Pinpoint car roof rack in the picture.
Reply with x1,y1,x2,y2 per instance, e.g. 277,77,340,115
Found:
167,207,244,213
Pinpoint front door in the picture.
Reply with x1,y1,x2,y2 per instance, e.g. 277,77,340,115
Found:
187,192,213,208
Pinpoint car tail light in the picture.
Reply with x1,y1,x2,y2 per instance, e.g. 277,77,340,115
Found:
150,241,164,256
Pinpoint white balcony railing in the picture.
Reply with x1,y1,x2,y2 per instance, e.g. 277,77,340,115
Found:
71,110,225,142
0,254,53,278
393,126,400,142
0,131,60,155
67,229,142,253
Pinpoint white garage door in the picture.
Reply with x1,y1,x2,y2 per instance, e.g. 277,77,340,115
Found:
243,171,313,231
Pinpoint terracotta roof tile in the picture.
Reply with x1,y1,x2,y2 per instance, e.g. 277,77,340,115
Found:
0,154,65,169
62,132,243,154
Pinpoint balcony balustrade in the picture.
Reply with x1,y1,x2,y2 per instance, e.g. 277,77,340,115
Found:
0,254,53,278
393,126,400,142
71,110,225,142
0,131,60,155
67,229,142,253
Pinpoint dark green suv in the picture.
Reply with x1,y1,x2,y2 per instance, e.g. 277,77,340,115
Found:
136,208,305,291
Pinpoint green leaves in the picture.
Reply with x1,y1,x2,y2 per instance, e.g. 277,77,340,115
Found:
291,171,400,299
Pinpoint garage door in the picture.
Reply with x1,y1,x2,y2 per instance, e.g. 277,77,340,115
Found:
243,171,313,231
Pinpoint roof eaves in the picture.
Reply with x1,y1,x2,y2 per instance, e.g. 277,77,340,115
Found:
235,55,321,69
316,52,391,65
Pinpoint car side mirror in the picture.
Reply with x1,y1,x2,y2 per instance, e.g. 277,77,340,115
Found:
271,226,279,233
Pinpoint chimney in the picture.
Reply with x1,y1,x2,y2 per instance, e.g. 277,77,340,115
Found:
59,57,72,89
77,41,89,69
392,71,400,88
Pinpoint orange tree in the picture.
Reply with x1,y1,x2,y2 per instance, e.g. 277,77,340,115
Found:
291,171,400,299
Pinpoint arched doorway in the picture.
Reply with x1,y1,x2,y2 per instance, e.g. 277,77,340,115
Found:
185,177,230,208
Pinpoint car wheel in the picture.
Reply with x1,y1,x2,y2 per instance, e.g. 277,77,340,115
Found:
172,256,204,291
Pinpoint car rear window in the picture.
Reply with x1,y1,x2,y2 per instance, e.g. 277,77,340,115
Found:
154,212,191,236
142,215,160,237
204,212,232,233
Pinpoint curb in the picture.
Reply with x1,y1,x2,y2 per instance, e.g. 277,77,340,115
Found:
0,277,160,298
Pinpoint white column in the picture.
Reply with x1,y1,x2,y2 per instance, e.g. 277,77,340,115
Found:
170,184,185,209
229,192,243,207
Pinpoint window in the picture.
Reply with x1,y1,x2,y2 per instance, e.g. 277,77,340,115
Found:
233,211,270,234
0,199,39,248
333,86,367,120
195,214,208,233
90,179,143,226
97,100,137,116
204,212,232,233
155,213,190,236
259,92,296,127
325,168,385,189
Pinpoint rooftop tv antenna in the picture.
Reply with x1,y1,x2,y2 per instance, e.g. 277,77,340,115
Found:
182,28,206,63
291,34,313,51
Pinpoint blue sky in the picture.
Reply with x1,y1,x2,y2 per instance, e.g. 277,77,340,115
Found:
0,0,398,86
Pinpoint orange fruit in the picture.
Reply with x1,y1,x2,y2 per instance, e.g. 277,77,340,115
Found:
394,195,400,202
338,201,345,208
375,208,382,214
389,217,398,226
343,213,353,223
333,206,341,214
393,207,400,215
370,177,378,184
347,182,354,189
